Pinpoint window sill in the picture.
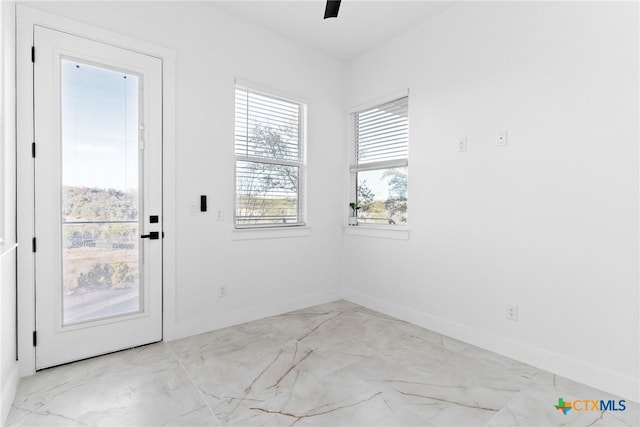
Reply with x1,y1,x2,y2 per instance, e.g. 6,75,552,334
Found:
343,225,409,240
232,226,311,241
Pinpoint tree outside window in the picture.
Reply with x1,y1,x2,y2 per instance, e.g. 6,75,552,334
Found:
235,87,306,227
352,96,408,225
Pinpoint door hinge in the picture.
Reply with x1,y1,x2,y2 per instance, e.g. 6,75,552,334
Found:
32,142,36,158
32,331,37,347
32,237,36,253
31,46,35,63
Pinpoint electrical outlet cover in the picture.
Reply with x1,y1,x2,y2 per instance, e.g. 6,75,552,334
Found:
457,137,467,152
497,130,508,146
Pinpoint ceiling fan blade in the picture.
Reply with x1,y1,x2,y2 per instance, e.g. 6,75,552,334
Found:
324,0,341,19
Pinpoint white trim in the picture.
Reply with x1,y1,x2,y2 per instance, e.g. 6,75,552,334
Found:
16,5,36,378
348,90,409,232
232,226,311,241
171,290,338,340
235,78,309,106
16,4,177,372
342,288,640,403
348,88,409,115
1,361,20,425
233,83,308,229
350,159,408,173
343,225,409,240
236,155,302,168
18,5,172,60
0,242,18,259
161,45,177,344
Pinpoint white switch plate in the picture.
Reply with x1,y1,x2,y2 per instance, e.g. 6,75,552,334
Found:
457,137,467,152
216,209,224,221
189,204,197,216
497,130,508,146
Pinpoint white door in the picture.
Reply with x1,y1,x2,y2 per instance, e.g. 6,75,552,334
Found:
33,26,163,369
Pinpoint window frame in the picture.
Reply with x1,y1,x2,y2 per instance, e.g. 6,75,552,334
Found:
234,82,307,229
349,91,409,229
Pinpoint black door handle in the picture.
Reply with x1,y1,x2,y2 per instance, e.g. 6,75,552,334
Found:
141,232,159,240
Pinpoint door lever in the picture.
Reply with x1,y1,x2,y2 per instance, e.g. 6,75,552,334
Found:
140,232,159,240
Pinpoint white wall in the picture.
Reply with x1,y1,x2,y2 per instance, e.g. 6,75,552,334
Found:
7,0,638,411
344,2,639,401
23,1,346,338
1,1,19,423
0,250,17,425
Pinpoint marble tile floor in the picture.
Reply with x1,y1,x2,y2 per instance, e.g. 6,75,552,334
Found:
7,300,639,427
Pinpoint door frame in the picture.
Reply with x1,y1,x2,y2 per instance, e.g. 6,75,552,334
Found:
16,4,177,377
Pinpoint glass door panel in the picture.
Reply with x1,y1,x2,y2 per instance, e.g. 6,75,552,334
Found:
61,59,142,325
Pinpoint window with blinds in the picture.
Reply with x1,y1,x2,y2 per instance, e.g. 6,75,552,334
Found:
351,96,408,225
235,86,306,227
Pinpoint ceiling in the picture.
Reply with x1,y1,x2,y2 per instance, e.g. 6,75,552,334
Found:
207,1,454,61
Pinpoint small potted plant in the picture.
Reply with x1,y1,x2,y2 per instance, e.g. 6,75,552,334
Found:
348,202,360,226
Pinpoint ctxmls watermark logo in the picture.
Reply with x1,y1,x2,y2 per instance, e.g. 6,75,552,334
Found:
554,397,626,415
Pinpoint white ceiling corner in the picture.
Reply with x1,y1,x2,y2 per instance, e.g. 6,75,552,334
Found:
206,1,455,61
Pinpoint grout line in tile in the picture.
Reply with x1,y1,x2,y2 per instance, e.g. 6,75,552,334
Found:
167,342,223,427
482,371,543,426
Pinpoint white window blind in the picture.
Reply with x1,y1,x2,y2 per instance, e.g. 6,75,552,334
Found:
353,96,408,170
351,96,408,225
235,86,306,227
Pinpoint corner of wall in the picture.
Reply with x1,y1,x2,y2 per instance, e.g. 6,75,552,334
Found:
342,287,640,403
171,289,341,341
1,361,19,425
1,1,19,424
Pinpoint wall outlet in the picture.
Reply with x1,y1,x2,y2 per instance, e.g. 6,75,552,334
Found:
216,209,224,221
506,304,518,321
218,286,227,298
497,130,508,146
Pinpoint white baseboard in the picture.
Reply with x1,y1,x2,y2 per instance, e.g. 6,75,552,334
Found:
1,361,20,426
341,288,639,403
170,290,341,341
